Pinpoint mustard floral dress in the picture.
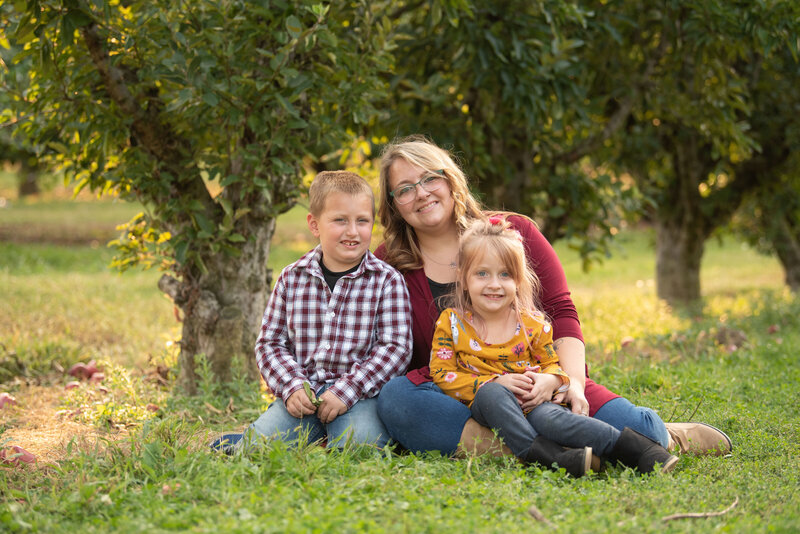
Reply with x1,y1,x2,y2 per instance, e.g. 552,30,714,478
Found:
430,308,569,407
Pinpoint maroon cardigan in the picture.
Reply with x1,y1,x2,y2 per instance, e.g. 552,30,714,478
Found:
375,214,618,414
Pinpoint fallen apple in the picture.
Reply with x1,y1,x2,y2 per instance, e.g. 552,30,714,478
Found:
0,392,17,409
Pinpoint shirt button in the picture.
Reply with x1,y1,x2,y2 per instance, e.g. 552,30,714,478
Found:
326,344,331,350
329,312,335,317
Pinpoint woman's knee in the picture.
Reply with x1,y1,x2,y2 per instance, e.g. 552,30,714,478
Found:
376,376,413,424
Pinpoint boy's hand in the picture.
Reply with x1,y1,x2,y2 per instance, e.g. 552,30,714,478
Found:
286,389,318,418
317,390,347,424
520,372,561,410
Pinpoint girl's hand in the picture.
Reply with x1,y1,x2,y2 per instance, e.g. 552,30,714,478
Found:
317,390,347,424
493,373,533,403
286,389,318,418
520,373,561,410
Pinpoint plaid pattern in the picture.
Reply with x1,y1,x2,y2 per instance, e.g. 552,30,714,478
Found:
255,246,412,409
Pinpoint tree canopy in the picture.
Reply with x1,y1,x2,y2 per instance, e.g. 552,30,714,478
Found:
2,0,395,390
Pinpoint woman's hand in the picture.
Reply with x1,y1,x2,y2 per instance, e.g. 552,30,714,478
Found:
317,390,347,424
553,381,590,416
286,389,318,418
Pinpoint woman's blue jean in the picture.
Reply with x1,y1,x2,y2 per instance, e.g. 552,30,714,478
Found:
376,375,669,455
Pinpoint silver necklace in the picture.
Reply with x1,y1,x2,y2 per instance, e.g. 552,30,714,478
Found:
420,248,457,269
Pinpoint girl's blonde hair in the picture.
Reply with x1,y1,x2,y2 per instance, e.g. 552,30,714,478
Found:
378,135,485,271
452,218,542,329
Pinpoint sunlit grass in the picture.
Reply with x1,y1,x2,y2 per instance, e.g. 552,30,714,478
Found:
1,176,799,532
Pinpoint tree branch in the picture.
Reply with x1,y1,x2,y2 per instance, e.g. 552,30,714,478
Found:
555,29,668,164
662,497,739,521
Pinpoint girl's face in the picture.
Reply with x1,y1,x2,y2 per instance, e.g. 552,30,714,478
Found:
465,248,517,319
388,158,455,234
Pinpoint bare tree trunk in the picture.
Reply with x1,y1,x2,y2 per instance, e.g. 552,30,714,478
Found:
655,218,706,304
652,129,716,305
771,216,800,292
17,160,40,197
160,217,276,394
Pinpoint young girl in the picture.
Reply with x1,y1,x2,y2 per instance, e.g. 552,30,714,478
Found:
430,217,678,476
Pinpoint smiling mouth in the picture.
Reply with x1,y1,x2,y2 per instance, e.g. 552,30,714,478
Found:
416,200,438,212
341,241,360,247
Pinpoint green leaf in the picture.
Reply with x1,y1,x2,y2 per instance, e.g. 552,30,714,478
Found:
193,213,216,234
217,197,233,216
203,92,219,107
221,174,240,187
285,16,303,39
227,233,246,242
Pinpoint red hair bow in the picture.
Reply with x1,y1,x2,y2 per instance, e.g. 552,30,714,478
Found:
488,216,504,226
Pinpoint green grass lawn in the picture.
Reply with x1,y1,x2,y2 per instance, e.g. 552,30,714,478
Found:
1,191,799,533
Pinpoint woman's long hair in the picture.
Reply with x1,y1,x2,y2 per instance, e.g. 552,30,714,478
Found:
378,135,484,272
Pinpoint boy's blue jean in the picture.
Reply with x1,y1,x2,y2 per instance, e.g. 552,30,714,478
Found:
241,385,390,450
470,382,621,456
376,375,669,455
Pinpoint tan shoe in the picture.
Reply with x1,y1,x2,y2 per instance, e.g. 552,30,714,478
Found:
665,422,732,456
455,418,512,458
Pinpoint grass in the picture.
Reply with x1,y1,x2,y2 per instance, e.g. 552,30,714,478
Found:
1,182,799,532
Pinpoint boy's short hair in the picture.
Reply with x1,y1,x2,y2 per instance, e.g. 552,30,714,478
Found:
309,171,375,217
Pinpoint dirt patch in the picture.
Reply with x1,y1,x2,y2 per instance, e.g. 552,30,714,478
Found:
0,384,126,466
0,222,117,246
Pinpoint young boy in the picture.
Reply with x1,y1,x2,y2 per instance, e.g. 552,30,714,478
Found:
224,171,412,452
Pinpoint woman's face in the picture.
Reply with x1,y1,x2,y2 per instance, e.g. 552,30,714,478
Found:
388,158,455,234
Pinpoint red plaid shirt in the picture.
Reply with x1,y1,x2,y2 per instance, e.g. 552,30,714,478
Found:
255,246,412,408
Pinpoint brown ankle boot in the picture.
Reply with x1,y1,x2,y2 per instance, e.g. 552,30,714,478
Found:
455,418,512,458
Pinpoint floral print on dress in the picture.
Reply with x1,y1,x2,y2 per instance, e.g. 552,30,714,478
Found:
469,338,481,352
512,342,525,356
449,312,460,345
444,372,458,383
436,347,454,360
543,322,551,334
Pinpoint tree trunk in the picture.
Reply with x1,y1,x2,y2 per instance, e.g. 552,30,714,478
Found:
17,161,40,197
652,129,716,305
159,217,276,394
654,218,706,304
771,215,800,292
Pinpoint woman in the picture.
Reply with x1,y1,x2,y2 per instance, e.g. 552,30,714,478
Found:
374,135,732,458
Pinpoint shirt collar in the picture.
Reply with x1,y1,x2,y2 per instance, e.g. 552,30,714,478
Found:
291,245,381,278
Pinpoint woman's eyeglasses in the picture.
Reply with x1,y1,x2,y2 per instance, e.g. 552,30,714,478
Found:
389,170,446,205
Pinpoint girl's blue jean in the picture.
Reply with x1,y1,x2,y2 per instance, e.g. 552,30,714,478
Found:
470,382,621,456
376,375,669,455
242,384,390,450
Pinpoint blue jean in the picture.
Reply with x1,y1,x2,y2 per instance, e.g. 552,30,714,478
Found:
242,385,390,450
470,382,621,456
593,396,669,448
376,375,669,455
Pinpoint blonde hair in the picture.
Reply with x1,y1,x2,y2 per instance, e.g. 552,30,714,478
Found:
378,135,484,271
451,218,542,331
309,170,375,217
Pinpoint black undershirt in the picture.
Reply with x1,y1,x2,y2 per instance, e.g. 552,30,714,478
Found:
319,257,362,291
428,278,456,313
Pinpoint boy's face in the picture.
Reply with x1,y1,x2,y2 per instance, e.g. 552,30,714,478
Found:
307,191,374,272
